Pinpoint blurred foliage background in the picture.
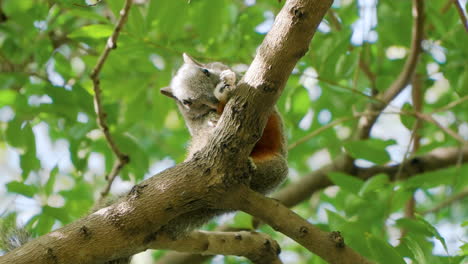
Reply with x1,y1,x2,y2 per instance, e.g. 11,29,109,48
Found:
0,0,467,263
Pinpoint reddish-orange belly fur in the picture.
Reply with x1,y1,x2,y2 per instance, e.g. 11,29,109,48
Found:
218,103,281,162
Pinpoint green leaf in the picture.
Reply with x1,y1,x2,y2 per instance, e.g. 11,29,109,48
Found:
3,0,34,14
400,103,415,130
326,210,348,230
335,49,359,78
404,164,468,188
42,206,71,224
403,236,428,264
20,146,41,180
376,75,395,92
6,181,38,197
328,172,364,195
35,214,55,236
6,118,27,148
395,217,448,253
415,216,448,253
0,90,16,107
44,167,58,196
343,139,396,164
461,243,468,255
456,66,468,96
366,233,406,264
359,173,389,197
68,24,113,39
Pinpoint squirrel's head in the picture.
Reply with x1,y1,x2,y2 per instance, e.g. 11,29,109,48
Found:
161,53,223,114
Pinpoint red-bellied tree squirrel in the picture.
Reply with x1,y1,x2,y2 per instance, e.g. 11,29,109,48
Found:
160,53,288,194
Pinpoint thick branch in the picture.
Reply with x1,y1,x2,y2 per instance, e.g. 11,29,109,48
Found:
224,185,374,264
275,146,468,208
0,162,213,264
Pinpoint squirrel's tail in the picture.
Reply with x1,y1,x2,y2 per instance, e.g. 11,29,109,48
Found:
0,216,31,253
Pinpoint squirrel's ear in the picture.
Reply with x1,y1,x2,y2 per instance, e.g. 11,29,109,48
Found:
183,53,203,66
160,86,176,99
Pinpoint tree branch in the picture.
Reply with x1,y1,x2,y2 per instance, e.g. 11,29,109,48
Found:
401,73,424,239
89,0,133,199
356,0,424,139
451,0,468,32
161,145,468,264
150,231,282,264
421,187,468,215
275,145,468,208
223,185,374,264
413,112,467,144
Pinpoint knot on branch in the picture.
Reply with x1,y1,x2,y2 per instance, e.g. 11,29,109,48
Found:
259,81,277,94
298,226,309,237
143,232,158,244
46,248,58,264
289,5,307,20
79,225,92,239
128,184,148,199
329,231,345,248
120,154,130,164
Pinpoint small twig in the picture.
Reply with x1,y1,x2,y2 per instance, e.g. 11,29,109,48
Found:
90,0,133,198
327,10,342,31
414,112,466,144
432,95,468,113
306,73,378,101
400,73,423,239
421,188,468,215
451,0,468,32
356,0,424,139
359,56,377,92
288,115,359,150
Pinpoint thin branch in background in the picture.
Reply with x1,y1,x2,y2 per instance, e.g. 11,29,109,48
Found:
356,0,425,140
327,10,342,31
432,95,468,113
451,0,468,32
421,188,468,215
359,55,377,92
414,112,466,144
90,0,133,199
74,0,103,8
311,74,377,101
288,115,359,150
400,73,423,239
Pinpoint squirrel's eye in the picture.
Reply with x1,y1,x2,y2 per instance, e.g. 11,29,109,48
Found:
182,99,192,106
201,68,210,76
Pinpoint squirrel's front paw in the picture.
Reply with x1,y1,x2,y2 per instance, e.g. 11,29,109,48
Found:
215,70,236,104
220,70,236,86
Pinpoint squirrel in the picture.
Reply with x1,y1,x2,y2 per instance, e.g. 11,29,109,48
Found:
1,54,288,264
156,53,288,238
161,53,288,194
